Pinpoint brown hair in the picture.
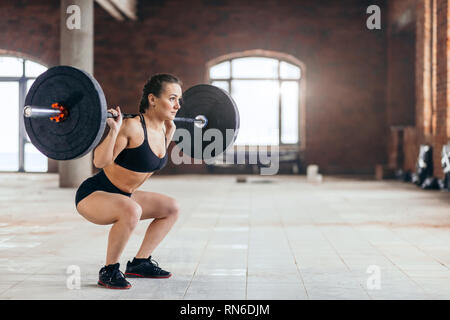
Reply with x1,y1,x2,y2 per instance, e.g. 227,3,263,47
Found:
139,74,182,113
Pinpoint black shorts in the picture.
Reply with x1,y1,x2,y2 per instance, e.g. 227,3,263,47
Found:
75,169,132,207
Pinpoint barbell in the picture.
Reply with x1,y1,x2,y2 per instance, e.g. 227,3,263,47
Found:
23,65,240,161
23,105,208,127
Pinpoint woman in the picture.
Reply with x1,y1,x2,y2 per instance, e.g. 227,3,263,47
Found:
75,74,182,289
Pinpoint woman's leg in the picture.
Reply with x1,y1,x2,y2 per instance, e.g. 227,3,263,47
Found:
130,191,179,258
76,191,142,265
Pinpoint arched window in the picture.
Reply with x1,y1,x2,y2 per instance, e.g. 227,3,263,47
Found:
0,56,48,172
208,55,302,146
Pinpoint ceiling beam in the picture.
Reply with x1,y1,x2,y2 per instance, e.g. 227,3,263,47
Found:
95,0,125,21
95,0,137,21
110,0,137,20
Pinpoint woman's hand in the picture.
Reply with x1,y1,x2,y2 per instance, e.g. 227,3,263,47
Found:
106,106,122,133
164,119,176,132
164,120,176,141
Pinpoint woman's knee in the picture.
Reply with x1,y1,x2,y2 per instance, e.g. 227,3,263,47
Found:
166,198,180,219
119,201,142,228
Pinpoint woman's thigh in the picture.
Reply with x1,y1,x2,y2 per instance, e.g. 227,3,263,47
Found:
76,191,142,225
131,191,179,220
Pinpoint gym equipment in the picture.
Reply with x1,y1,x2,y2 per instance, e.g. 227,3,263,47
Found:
441,144,450,191
23,65,239,161
175,84,240,160
411,145,433,186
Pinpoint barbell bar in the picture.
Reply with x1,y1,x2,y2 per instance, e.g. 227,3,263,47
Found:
23,105,208,128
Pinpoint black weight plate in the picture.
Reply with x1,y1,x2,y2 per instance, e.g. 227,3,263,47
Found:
24,66,107,160
176,84,240,160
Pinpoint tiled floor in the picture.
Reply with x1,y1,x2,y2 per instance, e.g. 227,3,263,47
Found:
0,173,449,299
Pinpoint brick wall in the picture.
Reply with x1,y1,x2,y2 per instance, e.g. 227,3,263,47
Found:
386,0,450,179
414,0,450,179
385,0,417,175
416,0,429,144
403,126,419,172
435,0,449,178
95,0,388,174
386,0,416,127
0,0,59,66
0,0,388,175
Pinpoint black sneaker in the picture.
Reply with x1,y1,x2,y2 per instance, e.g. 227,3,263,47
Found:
98,263,131,289
125,256,172,278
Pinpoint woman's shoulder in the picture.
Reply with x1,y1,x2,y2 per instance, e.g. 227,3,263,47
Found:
120,114,142,136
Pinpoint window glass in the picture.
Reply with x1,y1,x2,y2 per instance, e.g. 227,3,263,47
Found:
25,80,35,142
0,82,19,171
0,58,49,172
24,78,47,171
281,81,299,144
27,79,35,92
231,80,279,145
209,57,301,146
0,57,23,77
24,143,47,172
25,60,47,77
280,61,301,79
211,81,229,93
231,57,278,78
210,61,230,79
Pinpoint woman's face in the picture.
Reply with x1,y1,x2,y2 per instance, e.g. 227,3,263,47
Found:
149,82,182,120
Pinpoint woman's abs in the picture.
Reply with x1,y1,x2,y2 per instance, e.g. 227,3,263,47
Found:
103,163,153,193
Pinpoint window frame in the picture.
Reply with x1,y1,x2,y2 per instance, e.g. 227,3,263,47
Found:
207,54,304,151
0,56,47,172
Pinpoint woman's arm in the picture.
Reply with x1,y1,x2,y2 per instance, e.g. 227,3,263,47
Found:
93,128,129,168
93,107,129,168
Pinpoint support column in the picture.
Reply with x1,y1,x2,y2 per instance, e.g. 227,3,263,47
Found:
59,0,94,187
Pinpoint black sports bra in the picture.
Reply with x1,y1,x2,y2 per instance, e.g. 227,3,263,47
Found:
114,113,168,173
